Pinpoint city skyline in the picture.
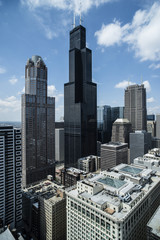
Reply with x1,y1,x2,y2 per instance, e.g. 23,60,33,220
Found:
0,0,160,121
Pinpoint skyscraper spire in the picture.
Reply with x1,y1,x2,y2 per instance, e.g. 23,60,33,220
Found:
80,0,82,25
73,12,76,28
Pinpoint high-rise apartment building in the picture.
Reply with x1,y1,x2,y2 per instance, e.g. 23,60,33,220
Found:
156,114,160,138
111,118,132,145
124,84,147,131
101,142,128,170
22,55,55,187
64,25,97,168
97,105,112,143
66,164,160,240
0,126,22,229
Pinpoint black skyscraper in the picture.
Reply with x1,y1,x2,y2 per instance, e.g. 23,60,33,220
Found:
64,25,97,168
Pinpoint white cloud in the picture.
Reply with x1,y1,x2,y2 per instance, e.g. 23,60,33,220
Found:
149,63,160,69
33,14,57,40
21,0,114,14
95,2,160,62
147,105,160,114
18,87,25,95
48,85,63,102
9,76,18,85
55,104,64,121
95,21,129,47
147,97,155,103
0,96,20,111
0,66,6,74
115,80,136,89
143,80,151,92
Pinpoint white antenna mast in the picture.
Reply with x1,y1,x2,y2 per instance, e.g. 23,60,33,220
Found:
80,0,82,25
73,12,76,28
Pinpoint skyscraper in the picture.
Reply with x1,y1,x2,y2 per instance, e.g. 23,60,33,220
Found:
64,25,97,168
124,84,147,131
22,55,55,187
111,106,124,124
0,126,22,229
97,105,112,143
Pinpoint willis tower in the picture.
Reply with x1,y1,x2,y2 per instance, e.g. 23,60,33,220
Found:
64,24,97,168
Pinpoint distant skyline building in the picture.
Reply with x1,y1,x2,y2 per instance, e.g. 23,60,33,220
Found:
130,130,151,163
97,105,112,143
101,142,128,170
64,25,97,168
111,118,132,145
0,126,22,229
156,114,160,138
22,55,55,187
124,84,147,131
111,106,124,124
147,114,155,121
55,128,64,162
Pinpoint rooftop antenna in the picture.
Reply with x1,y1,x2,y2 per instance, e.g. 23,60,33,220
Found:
80,0,82,25
73,12,76,28
141,75,143,85
128,78,130,86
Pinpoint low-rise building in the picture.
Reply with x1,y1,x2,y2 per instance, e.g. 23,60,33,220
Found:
78,155,101,173
22,179,66,240
66,164,160,240
61,167,87,187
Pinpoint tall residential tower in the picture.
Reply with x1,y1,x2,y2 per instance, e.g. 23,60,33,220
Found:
22,55,55,187
124,84,147,131
64,25,97,168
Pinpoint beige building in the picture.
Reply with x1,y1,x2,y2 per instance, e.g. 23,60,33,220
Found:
66,164,160,240
23,179,66,240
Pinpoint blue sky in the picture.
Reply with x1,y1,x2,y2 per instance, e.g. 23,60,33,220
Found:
0,0,160,121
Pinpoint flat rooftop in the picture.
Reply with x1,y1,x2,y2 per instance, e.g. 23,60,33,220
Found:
147,206,160,237
66,164,160,221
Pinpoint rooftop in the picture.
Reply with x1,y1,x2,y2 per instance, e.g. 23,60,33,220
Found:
147,206,160,237
0,227,15,240
66,164,160,221
23,180,65,204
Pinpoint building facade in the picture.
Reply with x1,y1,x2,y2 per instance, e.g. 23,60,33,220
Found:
97,105,112,143
22,55,55,187
111,107,124,124
156,114,160,138
66,164,160,240
101,142,128,170
124,84,147,131
55,129,64,162
78,155,101,173
22,180,66,240
130,131,151,163
111,118,132,145
0,126,22,229
147,206,160,240
64,25,97,168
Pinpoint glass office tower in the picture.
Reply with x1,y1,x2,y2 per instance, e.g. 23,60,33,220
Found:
64,25,97,168
22,56,55,187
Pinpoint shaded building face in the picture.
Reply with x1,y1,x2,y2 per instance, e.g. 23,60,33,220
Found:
64,26,97,168
97,105,112,144
22,56,55,187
